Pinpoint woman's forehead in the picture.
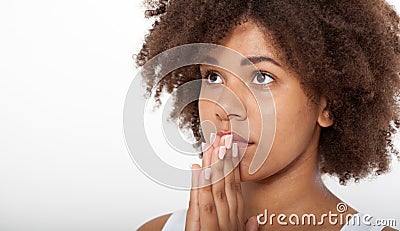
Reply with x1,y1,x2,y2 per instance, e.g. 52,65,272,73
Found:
215,21,285,65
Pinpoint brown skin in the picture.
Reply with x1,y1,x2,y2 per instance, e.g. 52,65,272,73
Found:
138,21,363,231
137,0,400,185
137,213,171,231
137,0,400,230
193,20,356,230
185,135,259,231
198,20,331,183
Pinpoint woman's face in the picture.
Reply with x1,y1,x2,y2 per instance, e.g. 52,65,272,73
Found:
198,20,331,182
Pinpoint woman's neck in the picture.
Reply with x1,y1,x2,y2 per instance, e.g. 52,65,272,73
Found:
241,142,353,229
242,149,331,216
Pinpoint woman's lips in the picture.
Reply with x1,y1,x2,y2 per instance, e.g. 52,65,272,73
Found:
235,142,253,149
216,130,254,148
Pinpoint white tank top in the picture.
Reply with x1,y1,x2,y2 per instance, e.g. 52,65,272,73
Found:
161,209,389,231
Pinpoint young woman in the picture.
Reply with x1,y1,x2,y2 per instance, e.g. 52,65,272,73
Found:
135,0,400,230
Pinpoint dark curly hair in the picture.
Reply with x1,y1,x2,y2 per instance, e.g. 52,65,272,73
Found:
135,0,400,185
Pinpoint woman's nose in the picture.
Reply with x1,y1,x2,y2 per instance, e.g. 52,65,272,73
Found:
213,85,247,122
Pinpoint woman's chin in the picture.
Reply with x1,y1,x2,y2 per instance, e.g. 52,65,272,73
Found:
237,150,274,182
238,160,262,182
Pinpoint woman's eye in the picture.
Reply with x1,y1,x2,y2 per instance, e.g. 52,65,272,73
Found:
252,71,275,85
204,71,223,84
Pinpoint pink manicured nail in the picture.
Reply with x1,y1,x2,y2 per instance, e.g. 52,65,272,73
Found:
204,167,211,180
225,134,233,149
219,146,226,160
201,142,208,152
232,143,238,157
210,133,216,144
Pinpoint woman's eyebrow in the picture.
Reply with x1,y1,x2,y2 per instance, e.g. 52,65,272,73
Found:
199,55,281,67
241,56,282,67
199,56,219,65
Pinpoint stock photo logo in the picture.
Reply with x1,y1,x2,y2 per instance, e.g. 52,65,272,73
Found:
123,43,277,190
257,202,397,227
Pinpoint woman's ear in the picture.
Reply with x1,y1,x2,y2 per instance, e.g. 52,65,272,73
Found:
317,97,333,128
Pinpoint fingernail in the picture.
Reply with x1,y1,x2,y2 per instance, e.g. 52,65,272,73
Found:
232,143,238,157
219,146,226,160
201,142,208,152
225,134,232,149
210,133,216,144
204,167,211,180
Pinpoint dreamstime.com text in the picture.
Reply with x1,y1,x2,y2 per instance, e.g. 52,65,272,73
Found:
257,203,397,227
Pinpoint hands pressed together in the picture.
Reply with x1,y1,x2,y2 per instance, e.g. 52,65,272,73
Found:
185,133,259,231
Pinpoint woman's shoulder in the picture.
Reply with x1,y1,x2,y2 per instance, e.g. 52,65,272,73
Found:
137,208,188,231
137,213,173,231
382,227,398,231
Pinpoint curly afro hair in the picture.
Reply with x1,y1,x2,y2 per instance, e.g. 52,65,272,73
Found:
135,0,400,185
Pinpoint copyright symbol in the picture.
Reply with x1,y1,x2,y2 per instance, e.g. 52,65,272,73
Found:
336,202,348,213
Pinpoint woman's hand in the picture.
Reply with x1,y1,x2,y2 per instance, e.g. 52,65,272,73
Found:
185,134,259,231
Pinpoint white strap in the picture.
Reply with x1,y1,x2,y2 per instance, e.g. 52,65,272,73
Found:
161,209,187,231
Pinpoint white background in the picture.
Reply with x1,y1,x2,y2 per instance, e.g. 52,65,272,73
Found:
0,0,399,230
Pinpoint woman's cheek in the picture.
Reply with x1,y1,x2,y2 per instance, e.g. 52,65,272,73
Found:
238,104,308,180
